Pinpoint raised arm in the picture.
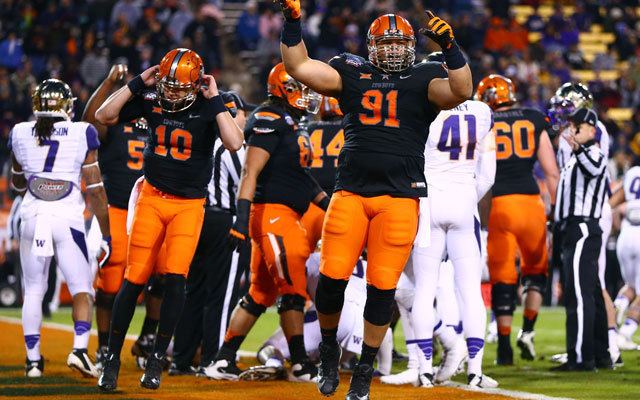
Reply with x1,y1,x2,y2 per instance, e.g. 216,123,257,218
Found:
422,11,473,109
201,75,243,151
537,130,560,203
278,0,342,97
82,64,128,139
95,65,158,126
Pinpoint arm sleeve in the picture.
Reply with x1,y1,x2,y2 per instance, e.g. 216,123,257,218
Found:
118,95,145,123
475,131,497,200
574,145,606,177
220,91,238,118
246,118,281,154
85,124,100,150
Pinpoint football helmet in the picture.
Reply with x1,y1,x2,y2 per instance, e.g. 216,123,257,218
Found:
267,62,321,114
367,14,416,73
319,96,343,120
156,48,203,113
547,83,593,130
32,79,76,120
475,74,517,110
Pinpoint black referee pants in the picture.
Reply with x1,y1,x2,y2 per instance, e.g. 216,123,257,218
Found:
561,218,609,368
172,207,250,369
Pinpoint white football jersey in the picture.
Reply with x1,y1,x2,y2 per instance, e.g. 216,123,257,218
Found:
10,120,100,217
623,166,640,222
306,252,367,305
424,100,493,188
557,120,610,169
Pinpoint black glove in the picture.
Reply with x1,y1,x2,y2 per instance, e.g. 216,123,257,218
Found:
419,10,455,50
229,199,251,251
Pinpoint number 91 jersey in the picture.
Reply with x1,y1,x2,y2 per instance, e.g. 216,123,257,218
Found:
425,100,493,187
329,53,447,198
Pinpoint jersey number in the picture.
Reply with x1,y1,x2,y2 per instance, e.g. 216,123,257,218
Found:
437,115,476,160
154,126,192,161
359,89,399,127
493,120,535,160
42,139,59,172
310,128,344,168
630,177,640,199
127,140,145,170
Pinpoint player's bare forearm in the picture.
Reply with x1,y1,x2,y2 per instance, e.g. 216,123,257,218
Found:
236,169,257,203
428,68,473,110
83,80,117,139
237,145,271,202
538,131,560,201
95,85,133,126
10,153,26,194
448,64,473,100
280,42,342,97
216,111,244,151
87,187,111,238
609,186,625,208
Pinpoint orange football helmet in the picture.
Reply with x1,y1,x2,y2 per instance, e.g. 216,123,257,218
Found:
319,96,343,120
156,48,204,112
367,14,416,73
267,62,321,114
475,74,517,110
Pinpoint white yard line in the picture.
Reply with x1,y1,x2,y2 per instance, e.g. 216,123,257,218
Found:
441,381,574,400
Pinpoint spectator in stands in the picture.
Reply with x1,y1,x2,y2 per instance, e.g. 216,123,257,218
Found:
525,5,546,33
571,1,593,32
184,4,224,71
548,3,566,31
236,0,261,51
80,47,110,89
619,75,640,108
0,31,24,71
565,44,587,69
167,0,194,45
484,17,510,54
110,0,142,30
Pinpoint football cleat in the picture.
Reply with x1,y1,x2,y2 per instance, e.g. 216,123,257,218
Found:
239,365,286,381
516,330,536,360
614,355,624,368
486,319,498,344
288,360,318,383
418,372,435,388
468,373,498,389
168,362,197,376
614,301,628,327
67,349,99,378
202,359,242,381
435,337,467,382
25,357,44,378
550,353,568,364
97,354,120,392
346,364,374,400
140,353,165,390
95,346,108,372
380,368,419,386
317,339,341,396
617,334,640,351
131,334,155,370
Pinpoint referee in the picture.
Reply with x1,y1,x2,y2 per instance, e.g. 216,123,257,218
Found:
170,93,250,375
553,108,610,371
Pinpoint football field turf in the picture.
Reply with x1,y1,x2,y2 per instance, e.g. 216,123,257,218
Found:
0,307,638,400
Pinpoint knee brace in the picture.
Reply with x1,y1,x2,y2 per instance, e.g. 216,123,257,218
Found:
522,274,547,295
364,285,396,326
95,290,116,310
315,273,348,315
277,294,306,314
491,283,517,317
239,293,267,317
146,275,166,299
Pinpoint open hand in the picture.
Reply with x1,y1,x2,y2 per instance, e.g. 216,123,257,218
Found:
201,74,219,99
107,64,128,84
419,10,455,50
141,65,159,86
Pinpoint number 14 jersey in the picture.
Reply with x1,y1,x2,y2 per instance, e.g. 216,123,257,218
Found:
329,53,447,198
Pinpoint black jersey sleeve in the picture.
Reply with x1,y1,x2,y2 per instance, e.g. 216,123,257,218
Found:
220,91,238,118
246,110,289,154
118,94,146,123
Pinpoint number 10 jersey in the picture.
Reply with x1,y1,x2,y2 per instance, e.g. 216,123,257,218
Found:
329,53,447,198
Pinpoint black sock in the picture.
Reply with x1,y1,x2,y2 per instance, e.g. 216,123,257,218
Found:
217,335,245,361
359,343,379,366
98,331,109,349
108,280,145,357
288,335,307,364
498,334,511,349
321,327,338,343
140,316,159,337
522,310,538,333
152,274,186,356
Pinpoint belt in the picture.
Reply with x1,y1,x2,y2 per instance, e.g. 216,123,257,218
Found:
563,216,598,223
206,205,233,214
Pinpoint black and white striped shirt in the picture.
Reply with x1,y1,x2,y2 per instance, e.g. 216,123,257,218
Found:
555,141,608,221
207,138,245,213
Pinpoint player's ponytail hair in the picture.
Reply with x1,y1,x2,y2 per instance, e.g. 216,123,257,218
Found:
33,117,59,145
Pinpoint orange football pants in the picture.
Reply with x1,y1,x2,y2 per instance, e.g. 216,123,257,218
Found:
300,202,325,250
320,190,419,290
95,206,128,294
124,180,204,285
487,194,548,285
248,203,311,307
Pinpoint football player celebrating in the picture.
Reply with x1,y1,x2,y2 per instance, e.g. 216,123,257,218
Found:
208,63,328,382
94,48,243,391
477,75,559,365
278,1,472,398
11,79,111,378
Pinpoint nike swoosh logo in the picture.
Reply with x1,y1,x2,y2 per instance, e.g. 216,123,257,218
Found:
399,75,411,79
188,114,199,119
269,217,280,224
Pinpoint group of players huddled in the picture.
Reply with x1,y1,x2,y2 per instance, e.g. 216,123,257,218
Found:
12,1,640,399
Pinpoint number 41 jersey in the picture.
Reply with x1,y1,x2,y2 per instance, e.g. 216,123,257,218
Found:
492,107,551,197
329,53,447,198
425,100,493,188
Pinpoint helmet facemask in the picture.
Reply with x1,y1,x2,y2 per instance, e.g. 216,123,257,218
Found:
156,75,201,113
548,96,575,131
282,78,322,114
368,37,415,73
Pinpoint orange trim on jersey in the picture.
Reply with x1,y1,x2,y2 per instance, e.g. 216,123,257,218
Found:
360,73,372,80
123,126,133,133
152,106,162,114
225,101,236,109
255,111,281,120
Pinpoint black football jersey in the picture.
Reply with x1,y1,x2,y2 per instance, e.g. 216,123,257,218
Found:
306,119,343,195
118,91,235,198
98,119,149,209
329,53,447,197
492,107,551,197
246,103,317,215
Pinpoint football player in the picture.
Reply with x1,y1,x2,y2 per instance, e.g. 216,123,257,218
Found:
95,48,243,391
477,75,559,365
11,79,111,378
278,2,472,398
208,62,328,382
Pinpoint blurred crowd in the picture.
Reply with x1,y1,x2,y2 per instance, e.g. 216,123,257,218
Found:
1,0,640,177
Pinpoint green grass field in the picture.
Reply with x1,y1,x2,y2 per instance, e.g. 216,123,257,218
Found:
2,306,639,400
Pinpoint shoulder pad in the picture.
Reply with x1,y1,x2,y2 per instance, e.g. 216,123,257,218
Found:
142,90,158,101
329,53,367,70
